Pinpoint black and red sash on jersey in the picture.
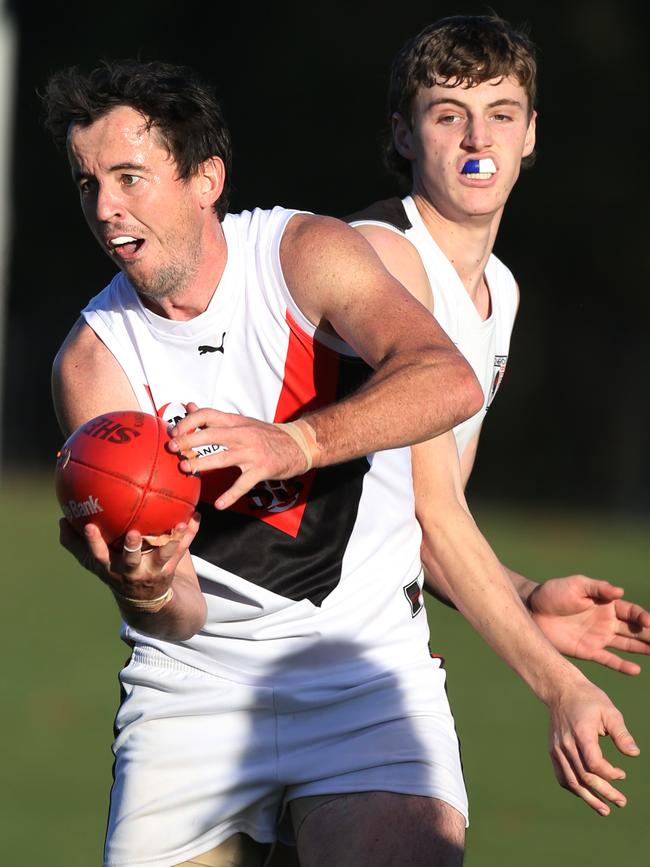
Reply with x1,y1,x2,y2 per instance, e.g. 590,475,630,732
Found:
190,311,373,606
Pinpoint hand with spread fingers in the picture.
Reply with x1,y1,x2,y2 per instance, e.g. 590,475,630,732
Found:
548,679,640,816
528,576,650,675
59,514,206,640
168,402,320,511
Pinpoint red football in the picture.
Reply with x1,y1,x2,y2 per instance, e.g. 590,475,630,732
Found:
55,410,201,545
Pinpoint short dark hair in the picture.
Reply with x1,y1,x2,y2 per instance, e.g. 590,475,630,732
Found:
43,59,232,219
386,14,538,182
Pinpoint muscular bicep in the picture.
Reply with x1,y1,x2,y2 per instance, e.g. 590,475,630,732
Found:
52,317,140,436
281,215,456,370
354,224,434,312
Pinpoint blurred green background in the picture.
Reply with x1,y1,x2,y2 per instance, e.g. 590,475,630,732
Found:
2,476,647,865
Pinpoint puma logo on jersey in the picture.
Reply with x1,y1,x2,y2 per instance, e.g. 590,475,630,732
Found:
198,332,226,355
63,495,104,519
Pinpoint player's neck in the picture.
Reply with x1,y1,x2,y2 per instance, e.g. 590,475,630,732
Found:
139,222,229,321
411,192,502,309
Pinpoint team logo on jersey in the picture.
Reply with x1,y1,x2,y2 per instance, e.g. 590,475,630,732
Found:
156,398,310,532
157,400,227,457
198,332,226,355
157,400,189,428
403,576,424,617
487,355,508,408
248,478,304,513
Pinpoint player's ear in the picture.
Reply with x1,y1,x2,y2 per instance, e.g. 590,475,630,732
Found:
392,113,415,161
197,157,225,209
523,110,537,158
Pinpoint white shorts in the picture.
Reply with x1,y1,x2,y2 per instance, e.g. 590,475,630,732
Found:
104,645,468,867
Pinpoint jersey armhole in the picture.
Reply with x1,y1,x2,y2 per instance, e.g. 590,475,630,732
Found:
81,308,155,411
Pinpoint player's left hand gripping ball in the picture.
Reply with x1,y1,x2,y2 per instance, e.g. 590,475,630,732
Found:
55,410,201,545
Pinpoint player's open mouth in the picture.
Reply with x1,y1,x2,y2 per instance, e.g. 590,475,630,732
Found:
108,236,145,256
460,158,496,180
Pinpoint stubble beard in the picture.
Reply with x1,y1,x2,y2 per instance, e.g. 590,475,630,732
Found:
127,237,202,303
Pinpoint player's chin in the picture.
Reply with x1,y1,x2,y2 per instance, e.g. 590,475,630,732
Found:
463,199,503,218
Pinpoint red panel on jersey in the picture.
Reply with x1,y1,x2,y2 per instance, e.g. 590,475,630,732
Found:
274,311,340,421
151,313,342,539
226,310,341,538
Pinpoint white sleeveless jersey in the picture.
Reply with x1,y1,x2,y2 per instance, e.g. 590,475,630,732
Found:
349,196,518,456
82,206,429,686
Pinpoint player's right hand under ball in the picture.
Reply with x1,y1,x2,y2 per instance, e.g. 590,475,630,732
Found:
59,515,206,640
59,515,197,593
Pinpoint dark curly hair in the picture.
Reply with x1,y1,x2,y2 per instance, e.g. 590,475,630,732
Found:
386,14,538,183
42,59,232,219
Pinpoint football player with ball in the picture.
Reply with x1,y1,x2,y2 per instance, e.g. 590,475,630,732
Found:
46,50,648,867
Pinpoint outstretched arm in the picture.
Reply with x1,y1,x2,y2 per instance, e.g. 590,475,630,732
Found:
423,530,650,674
432,430,650,673
523,574,650,675
414,431,640,815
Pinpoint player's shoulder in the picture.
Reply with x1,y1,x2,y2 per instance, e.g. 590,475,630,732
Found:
346,198,420,261
56,273,125,372
227,204,309,241
281,212,375,268
282,199,410,258
53,317,114,381
488,250,516,280
487,252,519,302
53,313,141,435
338,200,428,307
345,197,412,233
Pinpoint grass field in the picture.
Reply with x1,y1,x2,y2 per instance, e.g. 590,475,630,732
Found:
1,476,648,865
